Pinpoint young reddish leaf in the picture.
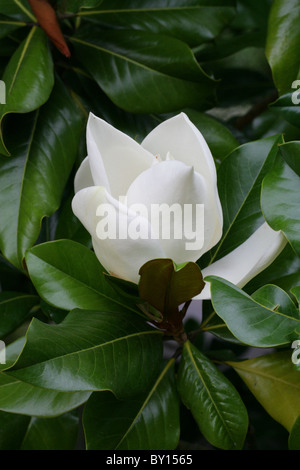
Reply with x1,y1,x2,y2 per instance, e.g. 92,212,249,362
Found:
28,0,71,57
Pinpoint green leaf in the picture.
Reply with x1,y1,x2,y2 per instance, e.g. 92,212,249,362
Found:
0,79,83,269
251,284,300,319
208,276,300,347
228,351,300,432
261,153,300,257
83,359,180,450
25,240,141,315
289,415,300,450
266,0,300,95
0,338,91,417
0,26,54,155
6,309,163,397
78,0,235,47
21,413,79,450
200,135,282,267
0,371,91,417
0,291,39,339
177,341,248,450
71,26,217,114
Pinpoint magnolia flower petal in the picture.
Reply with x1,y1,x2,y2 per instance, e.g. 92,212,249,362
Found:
74,156,94,193
196,223,287,299
126,160,213,263
72,186,166,283
87,113,155,198
141,113,223,252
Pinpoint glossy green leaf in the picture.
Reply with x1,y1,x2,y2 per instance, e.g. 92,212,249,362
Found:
21,413,79,450
0,79,83,269
251,284,300,319
78,0,235,47
25,240,141,315
266,0,300,95
289,415,300,450
0,291,39,339
228,351,300,432
208,276,300,347
200,135,281,267
261,154,300,257
177,341,248,450
83,359,180,450
0,26,54,155
0,339,91,415
0,371,91,417
71,26,217,114
6,309,163,397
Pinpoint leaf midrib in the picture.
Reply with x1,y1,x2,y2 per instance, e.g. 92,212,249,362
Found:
11,329,162,373
70,36,203,83
28,249,140,315
186,342,236,446
229,361,300,390
115,358,174,449
78,6,231,16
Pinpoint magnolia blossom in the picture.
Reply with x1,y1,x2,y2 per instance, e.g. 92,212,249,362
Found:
72,112,287,299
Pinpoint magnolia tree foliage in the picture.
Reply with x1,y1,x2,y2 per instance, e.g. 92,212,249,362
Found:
0,0,300,451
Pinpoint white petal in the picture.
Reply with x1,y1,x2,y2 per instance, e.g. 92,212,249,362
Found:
87,113,155,198
196,223,287,299
72,186,166,283
74,156,94,193
126,160,211,263
142,112,223,251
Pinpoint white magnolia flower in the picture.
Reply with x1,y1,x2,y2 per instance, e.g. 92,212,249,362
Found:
72,112,286,299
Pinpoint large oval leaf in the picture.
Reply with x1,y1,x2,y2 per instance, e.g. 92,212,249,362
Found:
25,239,141,315
71,26,217,114
228,351,300,432
0,79,83,269
83,359,180,450
0,26,54,155
78,0,235,47
208,276,300,347
6,309,163,397
177,341,248,450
